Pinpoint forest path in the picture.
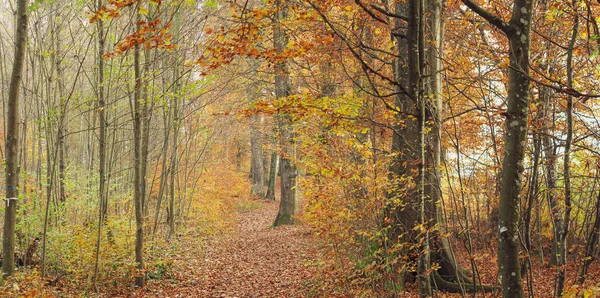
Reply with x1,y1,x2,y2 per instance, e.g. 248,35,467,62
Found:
143,200,318,298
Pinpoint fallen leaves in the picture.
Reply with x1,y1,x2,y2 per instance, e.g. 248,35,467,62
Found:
127,199,318,298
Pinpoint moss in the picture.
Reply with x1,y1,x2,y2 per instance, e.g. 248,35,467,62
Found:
272,213,295,227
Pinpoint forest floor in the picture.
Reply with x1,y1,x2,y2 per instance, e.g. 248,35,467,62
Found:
3,180,600,297
130,199,318,298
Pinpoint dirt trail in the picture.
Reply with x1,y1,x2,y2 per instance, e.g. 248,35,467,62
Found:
144,200,318,298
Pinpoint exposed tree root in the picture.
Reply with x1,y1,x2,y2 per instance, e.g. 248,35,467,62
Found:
430,241,498,294
432,271,498,293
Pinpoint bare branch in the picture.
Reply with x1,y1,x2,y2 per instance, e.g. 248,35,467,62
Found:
460,0,512,34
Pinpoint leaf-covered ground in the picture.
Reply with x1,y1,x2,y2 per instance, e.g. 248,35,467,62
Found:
135,200,318,298
4,188,599,297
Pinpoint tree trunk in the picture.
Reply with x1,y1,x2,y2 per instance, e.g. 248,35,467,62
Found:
2,0,27,278
249,60,265,198
461,0,534,296
93,1,108,286
266,151,278,201
579,191,600,284
383,0,486,294
152,113,170,240
250,119,265,197
410,0,431,295
54,28,67,205
273,0,297,226
133,12,146,287
556,9,578,296
168,12,181,239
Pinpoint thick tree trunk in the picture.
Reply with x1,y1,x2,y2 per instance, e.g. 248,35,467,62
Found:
496,21,531,298
273,0,297,226
2,0,27,278
385,0,481,294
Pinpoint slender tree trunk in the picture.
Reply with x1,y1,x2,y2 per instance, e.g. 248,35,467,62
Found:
133,11,145,287
461,0,534,296
92,2,108,286
54,27,67,205
2,0,28,278
579,191,600,284
152,116,170,240
521,106,542,295
168,105,179,240
410,0,431,295
168,12,181,239
556,8,578,296
140,53,152,219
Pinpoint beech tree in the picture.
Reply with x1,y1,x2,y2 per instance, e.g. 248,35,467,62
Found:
2,0,600,297
272,0,297,226
460,0,534,296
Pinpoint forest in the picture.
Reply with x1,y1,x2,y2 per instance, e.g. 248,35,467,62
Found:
1,0,600,297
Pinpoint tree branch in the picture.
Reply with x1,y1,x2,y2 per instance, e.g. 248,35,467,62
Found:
460,0,512,34
370,4,409,22
353,0,388,25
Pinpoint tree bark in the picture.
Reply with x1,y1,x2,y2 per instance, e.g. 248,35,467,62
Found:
249,59,265,198
93,1,108,286
273,0,297,226
2,0,28,278
579,191,600,284
461,0,534,296
410,0,431,295
266,151,278,201
556,8,578,296
168,11,181,239
133,11,146,287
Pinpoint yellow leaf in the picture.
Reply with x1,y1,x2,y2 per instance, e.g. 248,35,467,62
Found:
139,6,149,16
563,286,579,298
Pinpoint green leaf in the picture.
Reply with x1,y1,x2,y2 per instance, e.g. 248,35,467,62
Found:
204,0,218,9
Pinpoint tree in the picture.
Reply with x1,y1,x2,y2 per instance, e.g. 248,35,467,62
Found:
461,0,535,296
2,0,28,278
273,0,297,226
249,60,265,198
93,0,108,286
555,5,578,295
